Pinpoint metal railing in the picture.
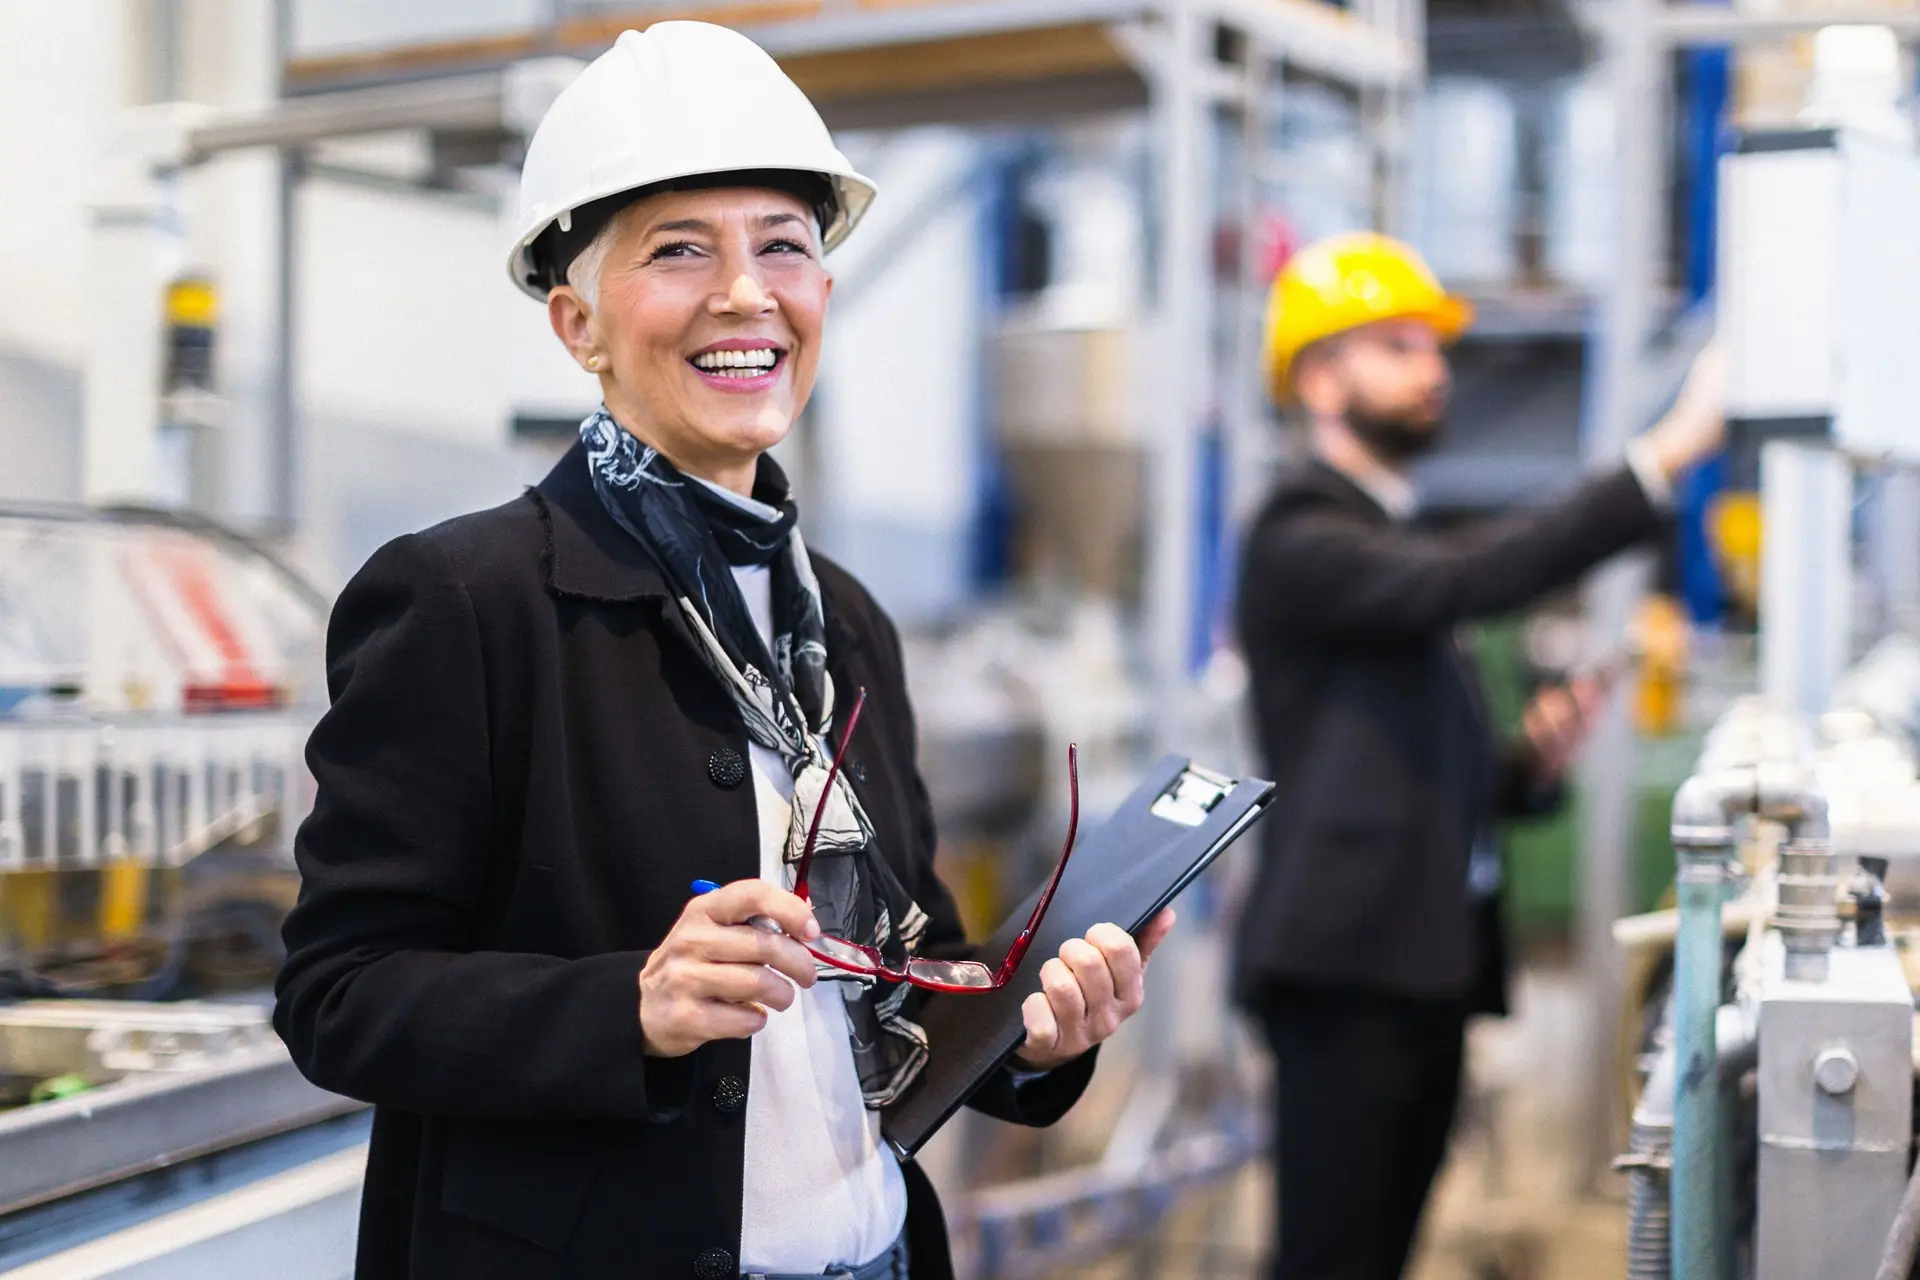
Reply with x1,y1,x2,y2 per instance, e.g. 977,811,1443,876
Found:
0,715,304,873
950,1108,1265,1279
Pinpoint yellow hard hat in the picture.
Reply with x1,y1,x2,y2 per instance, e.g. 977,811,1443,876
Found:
1261,231,1474,404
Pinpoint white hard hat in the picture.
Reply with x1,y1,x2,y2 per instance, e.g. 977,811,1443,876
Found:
507,21,877,300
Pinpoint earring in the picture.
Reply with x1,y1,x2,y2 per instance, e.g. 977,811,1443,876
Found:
586,354,604,372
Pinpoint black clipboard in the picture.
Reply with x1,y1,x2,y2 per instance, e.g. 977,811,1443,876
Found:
880,754,1275,1158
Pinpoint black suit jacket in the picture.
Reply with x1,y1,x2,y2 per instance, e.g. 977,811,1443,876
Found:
274,442,1093,1280
1231,460,1664,1007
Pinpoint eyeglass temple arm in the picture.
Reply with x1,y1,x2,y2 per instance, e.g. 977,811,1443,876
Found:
992,743,1079,985
793,686,869,904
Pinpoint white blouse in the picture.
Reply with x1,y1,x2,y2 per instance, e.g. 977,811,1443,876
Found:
731,563,908,1273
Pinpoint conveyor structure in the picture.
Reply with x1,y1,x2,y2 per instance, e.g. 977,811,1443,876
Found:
0,507,355,1279
0,505,323,983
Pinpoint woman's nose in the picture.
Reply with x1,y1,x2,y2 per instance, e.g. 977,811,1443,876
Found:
716,270,775,316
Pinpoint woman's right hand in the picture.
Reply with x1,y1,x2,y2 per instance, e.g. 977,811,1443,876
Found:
638,880,821,1058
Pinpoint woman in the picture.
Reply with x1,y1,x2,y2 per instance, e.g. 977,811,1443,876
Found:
274,22,1171,1280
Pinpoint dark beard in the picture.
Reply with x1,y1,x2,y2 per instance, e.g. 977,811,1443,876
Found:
1346,409,1442,463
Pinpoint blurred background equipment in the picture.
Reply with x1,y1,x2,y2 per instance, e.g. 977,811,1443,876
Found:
0,505,324,997
0,505,351,1271
1602,32,1920,1276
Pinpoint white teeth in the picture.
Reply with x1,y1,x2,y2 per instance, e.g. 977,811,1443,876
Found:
691,348,778,373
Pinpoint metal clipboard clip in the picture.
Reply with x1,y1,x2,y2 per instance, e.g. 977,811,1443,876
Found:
1148,763,1237,827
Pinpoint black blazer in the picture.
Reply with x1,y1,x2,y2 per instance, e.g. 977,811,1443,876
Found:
274,442,1094,1280
1230,461,1664,1007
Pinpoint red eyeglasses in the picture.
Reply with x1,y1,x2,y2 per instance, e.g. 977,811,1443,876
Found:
790,687,1079,994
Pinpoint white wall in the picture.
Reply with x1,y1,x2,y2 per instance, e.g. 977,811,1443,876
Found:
179,0,286,526
812,129,985,622
0,0,125,369
296,180,515,447
293,176,559,580
1544,73,1616,291
290,0,541,58
1410,77,1520,287
0,1,127,502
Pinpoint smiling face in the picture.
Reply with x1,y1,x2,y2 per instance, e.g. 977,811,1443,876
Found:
546,186,831,494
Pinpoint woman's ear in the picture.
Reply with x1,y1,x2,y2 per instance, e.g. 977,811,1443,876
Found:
547,286,601,372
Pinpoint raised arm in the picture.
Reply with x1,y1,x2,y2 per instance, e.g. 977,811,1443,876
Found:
1246,467,1662,643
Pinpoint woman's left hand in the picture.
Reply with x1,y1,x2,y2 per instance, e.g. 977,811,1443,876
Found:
1012,909,1176,1071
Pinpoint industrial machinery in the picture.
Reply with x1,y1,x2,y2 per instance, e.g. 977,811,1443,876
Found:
0,505,354,1274
1611,48,1920,1276
1618,679,1920,1280
0,504,325,996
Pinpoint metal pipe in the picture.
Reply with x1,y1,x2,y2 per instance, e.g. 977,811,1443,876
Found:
1669,770,1749,1280
270,148,300,530
267,0,299,534
1144,0,1206,713
1665,760,1829,1280
1657,5,1920,47
1761,770,1838,982
1576,0,1670,1184
1622,1040,1677,1280
1875,1152,1920,1280
1621,998,1756,1280
1775,837,1840,981
1760,442,1852,718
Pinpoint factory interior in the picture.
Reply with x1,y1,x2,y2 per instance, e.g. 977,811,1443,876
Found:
6,1,1920,1278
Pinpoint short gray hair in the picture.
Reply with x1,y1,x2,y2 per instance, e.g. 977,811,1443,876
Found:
565,207,629,309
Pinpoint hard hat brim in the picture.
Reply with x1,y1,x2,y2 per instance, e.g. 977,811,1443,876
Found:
1425,293,1475,343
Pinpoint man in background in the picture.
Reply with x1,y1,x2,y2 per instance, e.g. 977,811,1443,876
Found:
1233,232,1724,1280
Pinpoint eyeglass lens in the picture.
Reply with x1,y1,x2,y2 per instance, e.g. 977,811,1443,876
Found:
794,685,1080,994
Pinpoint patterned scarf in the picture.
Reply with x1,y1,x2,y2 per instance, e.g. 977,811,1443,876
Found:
580,408,931,1107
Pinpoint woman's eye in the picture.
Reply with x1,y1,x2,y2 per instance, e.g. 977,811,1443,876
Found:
763,238,811,257
647,240,700,262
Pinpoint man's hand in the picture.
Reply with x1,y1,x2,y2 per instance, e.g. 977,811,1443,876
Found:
1645,341,1726,482
1522,675,1609,783
1013,910,1177,1071
638,880,821,1058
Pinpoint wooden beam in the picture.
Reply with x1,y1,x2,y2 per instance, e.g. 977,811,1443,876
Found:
784,23,1129,103
816,68,1147,130
285,30,548,93
555,1,824,51
284,0,824,93
283,1,1132,101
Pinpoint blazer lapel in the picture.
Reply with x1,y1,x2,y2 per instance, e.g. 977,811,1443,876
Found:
533,439,675,605
537,438,864,673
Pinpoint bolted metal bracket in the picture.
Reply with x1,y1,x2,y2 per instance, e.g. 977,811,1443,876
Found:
1812,1046,1860,1096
